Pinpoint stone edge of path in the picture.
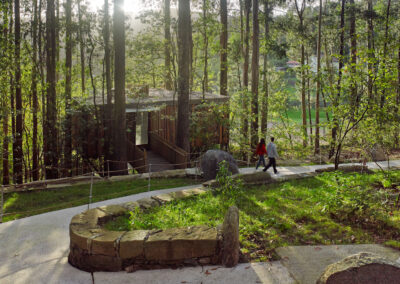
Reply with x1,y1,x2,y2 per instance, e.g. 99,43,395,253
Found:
68,187,239,272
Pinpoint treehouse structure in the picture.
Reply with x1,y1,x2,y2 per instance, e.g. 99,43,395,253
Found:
73,88,229,173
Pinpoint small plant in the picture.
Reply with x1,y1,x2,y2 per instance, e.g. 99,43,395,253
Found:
214,160,243,207
129,206,147,229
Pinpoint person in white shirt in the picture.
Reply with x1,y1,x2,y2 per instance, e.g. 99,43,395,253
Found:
263,137,279,174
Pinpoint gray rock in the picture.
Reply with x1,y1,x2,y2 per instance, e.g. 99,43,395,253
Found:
200,150,239,181
222,206,240,268
317,252,400,284
233,171,272,185
370,144,386,162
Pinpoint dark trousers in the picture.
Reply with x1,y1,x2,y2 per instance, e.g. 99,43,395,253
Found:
256,155,266,169
263,158,277,174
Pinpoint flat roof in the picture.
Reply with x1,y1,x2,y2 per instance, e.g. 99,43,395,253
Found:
84,88,229,109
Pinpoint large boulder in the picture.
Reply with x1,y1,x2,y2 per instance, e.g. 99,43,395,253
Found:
200,150,239,181
221,206,240,267
317,252,400,284
370,144,386,162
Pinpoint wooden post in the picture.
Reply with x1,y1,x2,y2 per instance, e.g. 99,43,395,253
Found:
148,164,151,192
88,172,93,210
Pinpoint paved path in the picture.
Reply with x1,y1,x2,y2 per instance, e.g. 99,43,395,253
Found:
1,160,399,284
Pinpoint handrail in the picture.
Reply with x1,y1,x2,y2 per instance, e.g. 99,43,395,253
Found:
148,132,189,169
126,139,148,173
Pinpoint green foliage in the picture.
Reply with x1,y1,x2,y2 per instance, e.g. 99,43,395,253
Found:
214,160,243,207
107,170,400,261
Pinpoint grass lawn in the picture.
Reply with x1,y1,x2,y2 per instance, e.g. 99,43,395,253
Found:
106,170,400,262
286,108,329,124
2,177,198,222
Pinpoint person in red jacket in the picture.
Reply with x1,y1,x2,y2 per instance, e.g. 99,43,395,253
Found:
255,138,267,170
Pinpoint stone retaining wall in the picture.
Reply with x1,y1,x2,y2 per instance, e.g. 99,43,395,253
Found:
68,187,235,272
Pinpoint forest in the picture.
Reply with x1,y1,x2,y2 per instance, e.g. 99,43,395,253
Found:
0,0,399,185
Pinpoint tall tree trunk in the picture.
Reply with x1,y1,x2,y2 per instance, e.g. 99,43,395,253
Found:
251,0,259,147
242,0,251,156
220,0,228,96
164,0,173,90
349,0,357,113
301,43,307,147
45,0,58,179
1,4,10,184
396,43,400,148
2,96,9,185
55,0,60,81
306,52,313,145
176,0,191,153
261,0,269,136
202,0,208,97
314,0,322,154
104,0,112,162
32,0,39,181
78,0,85,94
367,0,374,101
14,0,23,184
294,0,307,147
380,0,391,108
329,0,345,159
64,0,72,177
112,0,127,174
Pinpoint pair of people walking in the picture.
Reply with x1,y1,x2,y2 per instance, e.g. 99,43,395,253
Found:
255,137,278,174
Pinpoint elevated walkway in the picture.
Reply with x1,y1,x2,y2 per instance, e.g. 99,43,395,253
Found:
146,150,175,172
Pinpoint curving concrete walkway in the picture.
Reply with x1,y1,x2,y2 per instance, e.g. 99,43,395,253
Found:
1,160,399,284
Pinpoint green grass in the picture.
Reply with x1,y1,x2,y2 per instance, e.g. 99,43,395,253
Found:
2,177,198,222
106,170,400,262
285,108,329,124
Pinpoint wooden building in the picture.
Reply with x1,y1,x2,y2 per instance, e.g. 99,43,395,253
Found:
73,88,229,172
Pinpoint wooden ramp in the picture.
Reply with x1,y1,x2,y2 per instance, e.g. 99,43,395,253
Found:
146,150,175,172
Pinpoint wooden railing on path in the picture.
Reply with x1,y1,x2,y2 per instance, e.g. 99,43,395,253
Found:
126,140,148,173
148,132,189,169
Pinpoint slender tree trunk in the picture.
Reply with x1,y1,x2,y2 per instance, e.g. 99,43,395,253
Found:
294,0,307,147
176,0,191,153
2,95,9,184
1,5,10,184
220,0,228,96
349,0,357,113
78,0,85,94
306,52,313,145
251,0,259,147
64,0,72,177
367,0,374,101
14,0,23,184
396,42,400,148
301,43,307,147
329,0,345,159
314,0,322,154
45,0,58,179
112,0,127,174
202,0,208,97
380,0,391,108
55,0,60,81
38,0,46,179
104,0,113,162
189,13,193,93
261,0,269,136
164,0,173,90
242,0,251,156
32,0,39,181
